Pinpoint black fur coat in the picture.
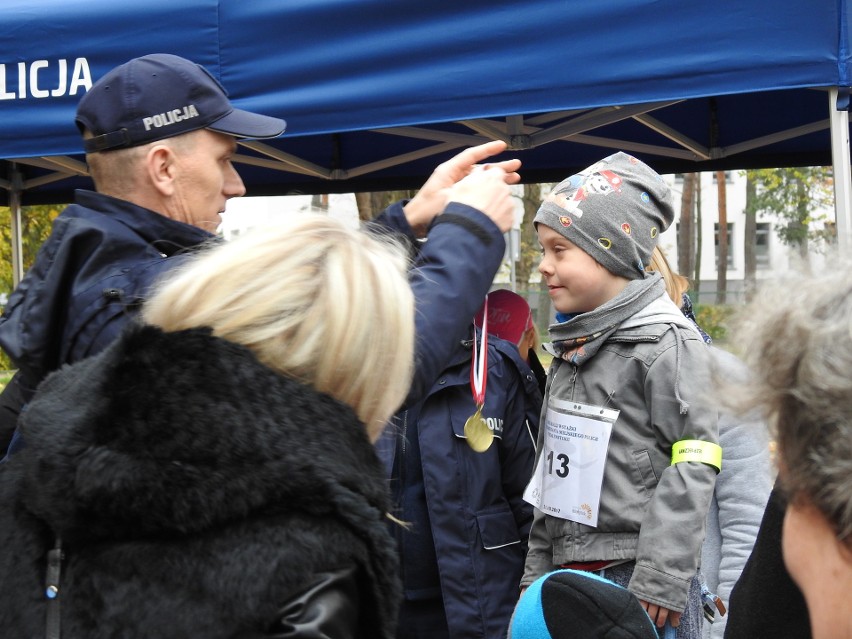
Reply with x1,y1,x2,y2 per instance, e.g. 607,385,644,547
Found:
0,325,401,638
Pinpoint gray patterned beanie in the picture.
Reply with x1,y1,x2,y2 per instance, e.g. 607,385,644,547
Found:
534,152,674,280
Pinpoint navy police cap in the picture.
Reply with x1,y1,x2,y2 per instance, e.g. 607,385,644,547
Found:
76,53,286,153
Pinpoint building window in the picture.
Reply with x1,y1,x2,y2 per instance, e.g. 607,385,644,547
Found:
712,171,733,184
714,223,734,269
755,222,771,269
311,194,329,211
823,221,837,244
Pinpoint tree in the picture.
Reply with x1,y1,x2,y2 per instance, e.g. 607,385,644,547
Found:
516,184,552,331
515,183,541,290
715,171,728,304
354,190,415,221
742,172,758,301
677,173,697,283
0,204,62,302
693,176,703,299
745,167,834,261
0,204,63,370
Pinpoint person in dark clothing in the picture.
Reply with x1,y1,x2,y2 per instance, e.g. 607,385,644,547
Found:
0,214,416,637
720,264,852,639
723,484,811,639
379,290,543,639
0,52,285,452
0,52,521,456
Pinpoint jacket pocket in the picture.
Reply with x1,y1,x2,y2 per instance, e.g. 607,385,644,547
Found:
631,448,660,492
476,506,521,550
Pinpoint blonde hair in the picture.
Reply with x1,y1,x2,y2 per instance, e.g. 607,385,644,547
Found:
647,246,689,307
142,214,415,440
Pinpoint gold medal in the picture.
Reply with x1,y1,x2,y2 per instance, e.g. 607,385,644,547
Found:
466,296,492,453
464,404,494,452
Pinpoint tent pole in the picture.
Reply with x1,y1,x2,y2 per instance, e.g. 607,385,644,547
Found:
829,88,852,251
9,163,24,287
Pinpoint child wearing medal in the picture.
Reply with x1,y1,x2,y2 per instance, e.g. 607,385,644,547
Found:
382,291,542,639
520,152,719,639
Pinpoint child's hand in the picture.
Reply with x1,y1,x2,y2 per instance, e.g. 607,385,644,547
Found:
638,599,682,628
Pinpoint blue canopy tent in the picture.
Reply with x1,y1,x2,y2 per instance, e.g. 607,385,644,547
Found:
2,0,851,273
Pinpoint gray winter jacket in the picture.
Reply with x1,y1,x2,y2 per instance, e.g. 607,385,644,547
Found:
700,347,773,639
522,295,719,612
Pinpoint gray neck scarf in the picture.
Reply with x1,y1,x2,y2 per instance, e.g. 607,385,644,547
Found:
547,273,666,366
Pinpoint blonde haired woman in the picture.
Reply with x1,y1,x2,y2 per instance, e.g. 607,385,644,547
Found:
0,215,415,638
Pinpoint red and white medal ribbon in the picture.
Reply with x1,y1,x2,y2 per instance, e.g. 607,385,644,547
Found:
470,295,488,406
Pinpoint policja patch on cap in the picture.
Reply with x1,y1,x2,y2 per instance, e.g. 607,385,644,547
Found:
76,53,286,153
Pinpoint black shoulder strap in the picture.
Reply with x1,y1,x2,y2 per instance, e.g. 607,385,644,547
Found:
45,537,63,639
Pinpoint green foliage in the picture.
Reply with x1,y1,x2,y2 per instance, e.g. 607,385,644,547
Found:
0,204,64,371
693,303,736,342
743,167,834,249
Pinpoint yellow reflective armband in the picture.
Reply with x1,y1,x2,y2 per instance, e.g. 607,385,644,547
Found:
671,440,722,473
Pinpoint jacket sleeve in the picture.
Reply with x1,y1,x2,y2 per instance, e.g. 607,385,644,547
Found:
497,373,538,544
372,201,507,408
265,566,362,639
493,350,541,545
705,405,773,638
629,335,719,612
520,360,557,588
520,508,553,587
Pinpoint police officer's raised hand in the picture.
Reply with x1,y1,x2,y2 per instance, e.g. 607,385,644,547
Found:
447,164,516,234
403,140,521,236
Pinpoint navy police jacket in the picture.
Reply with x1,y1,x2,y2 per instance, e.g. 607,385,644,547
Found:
0,194,507,452
0,190,213,387
370,201,508,409
0,190,213,447
378,331,542,639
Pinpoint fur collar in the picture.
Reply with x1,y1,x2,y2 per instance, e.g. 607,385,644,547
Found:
16,324,388,544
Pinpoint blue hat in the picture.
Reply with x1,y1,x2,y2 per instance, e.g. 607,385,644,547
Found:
510,570,659,639
76,53,286,153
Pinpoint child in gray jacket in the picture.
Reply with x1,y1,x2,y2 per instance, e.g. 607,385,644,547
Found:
521,152,719,639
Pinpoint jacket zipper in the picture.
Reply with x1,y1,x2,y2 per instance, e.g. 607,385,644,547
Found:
570,365,578,400
401,410,408,459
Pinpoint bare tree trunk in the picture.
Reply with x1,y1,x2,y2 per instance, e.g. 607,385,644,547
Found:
716,171,728,305
743,175,757,302
515,184,541,293
795,178,809,263
694,176,702,300
536,273,552,332
354,190,415,221
678,173,696,282
354,192,374,221
311,194,329,211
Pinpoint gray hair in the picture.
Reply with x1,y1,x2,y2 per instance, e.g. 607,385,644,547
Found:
729,257,852,546
84,129,198,196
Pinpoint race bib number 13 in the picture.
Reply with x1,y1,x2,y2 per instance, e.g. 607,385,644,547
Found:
523,398,618,527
